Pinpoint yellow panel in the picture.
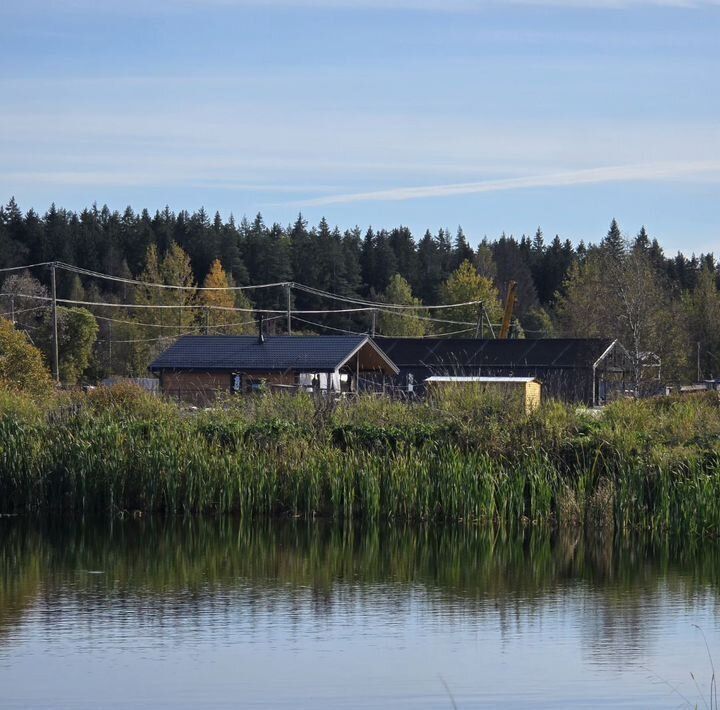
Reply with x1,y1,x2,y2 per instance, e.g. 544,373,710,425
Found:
524,381,542,414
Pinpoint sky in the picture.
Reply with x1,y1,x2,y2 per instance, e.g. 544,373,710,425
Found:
1,0,719,254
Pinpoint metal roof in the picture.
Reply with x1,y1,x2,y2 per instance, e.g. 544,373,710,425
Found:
425,376,539,383
374,338,615,369
149,335,398,374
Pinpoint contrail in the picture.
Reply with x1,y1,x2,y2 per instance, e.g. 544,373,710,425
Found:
289,161,720,207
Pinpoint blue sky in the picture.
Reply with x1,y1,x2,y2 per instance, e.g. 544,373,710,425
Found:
1,0,719,254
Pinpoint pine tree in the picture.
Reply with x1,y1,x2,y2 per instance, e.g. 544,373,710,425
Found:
532,227,544,253
388,226,419,289
602,219,625,260
161,241,197,330
634,225,650,253
452,226,475,271
360,227,377,296
417,229,443,304
491,234,538,319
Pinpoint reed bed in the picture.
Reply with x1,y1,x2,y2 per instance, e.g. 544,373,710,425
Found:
0,384,719,534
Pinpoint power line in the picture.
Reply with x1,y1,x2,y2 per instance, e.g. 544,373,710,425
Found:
3,260,500,345
374,327,477,339
372,307,476,326
10,293,276,312
292,282,483,311
96,315,284,343
52,263,484,311
291,316,368,336
0,261,54,274
89,312,262,330
5,291,479,325
55,262,288,292
0,305,47,318
294,314,478,339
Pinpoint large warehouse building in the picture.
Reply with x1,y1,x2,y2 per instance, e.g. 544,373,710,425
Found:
373,338,633,406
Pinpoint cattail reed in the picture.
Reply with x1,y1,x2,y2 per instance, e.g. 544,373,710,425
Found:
1,385,719,534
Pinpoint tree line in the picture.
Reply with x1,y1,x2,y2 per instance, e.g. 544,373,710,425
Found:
1,197,718,384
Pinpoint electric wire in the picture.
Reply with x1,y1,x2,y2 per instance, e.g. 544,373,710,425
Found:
2,261,501,336
0,261,54,274
55,262,288,292
292,282,484,311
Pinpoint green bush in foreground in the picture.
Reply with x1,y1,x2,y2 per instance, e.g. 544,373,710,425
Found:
1,385,719,534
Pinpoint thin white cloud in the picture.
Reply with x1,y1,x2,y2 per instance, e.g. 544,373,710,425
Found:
14,0,720,10
288,161,720,206
156,0,720,6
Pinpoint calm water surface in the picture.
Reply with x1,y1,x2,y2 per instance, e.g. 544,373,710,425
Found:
1,519,719,708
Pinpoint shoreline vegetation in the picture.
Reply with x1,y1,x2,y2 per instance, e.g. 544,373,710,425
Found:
1,384,719,534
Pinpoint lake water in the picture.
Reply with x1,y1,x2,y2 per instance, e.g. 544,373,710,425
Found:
1,519,719,709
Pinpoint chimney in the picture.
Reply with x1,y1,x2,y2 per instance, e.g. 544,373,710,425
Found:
257,315,265,344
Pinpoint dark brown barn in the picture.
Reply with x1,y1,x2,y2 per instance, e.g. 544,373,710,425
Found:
372,337,633,405
149,334,398,403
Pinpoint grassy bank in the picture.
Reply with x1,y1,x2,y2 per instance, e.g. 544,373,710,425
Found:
0,385,719,533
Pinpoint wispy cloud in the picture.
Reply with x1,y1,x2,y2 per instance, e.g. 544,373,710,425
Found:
13,0,720,11
234,0,714,7
288,161,720,206
153,0,720,7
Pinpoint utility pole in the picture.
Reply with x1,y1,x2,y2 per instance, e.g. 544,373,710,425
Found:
286,283,292,335
10,295,15,324
483,306,496,339
698,341,701,382
371,309,376,338
204,307,210,335
475,301,484,339
50,262,59,384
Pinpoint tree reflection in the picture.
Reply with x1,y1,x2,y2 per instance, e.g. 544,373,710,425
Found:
1,518,719,665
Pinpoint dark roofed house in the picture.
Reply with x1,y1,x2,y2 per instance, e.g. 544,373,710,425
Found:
373,337,632,405
150,334,398,403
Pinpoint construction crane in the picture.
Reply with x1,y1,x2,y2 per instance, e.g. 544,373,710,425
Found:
499,280,517,339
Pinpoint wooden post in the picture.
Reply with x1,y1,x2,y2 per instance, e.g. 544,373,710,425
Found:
50,262,59,383
475,301,484,338
286,283,292,335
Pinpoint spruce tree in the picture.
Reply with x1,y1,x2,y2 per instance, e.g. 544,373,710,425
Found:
602,219,625,260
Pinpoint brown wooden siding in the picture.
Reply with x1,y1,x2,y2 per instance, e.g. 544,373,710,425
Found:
159,370,300,404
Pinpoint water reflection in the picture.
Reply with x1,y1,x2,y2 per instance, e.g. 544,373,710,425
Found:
1,519,719,708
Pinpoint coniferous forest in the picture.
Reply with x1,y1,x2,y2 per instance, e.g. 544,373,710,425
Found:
1,197,719,384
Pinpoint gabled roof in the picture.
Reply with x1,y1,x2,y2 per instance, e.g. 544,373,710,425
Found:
149,335,398,374
374,338,616,369
425,376,539,383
